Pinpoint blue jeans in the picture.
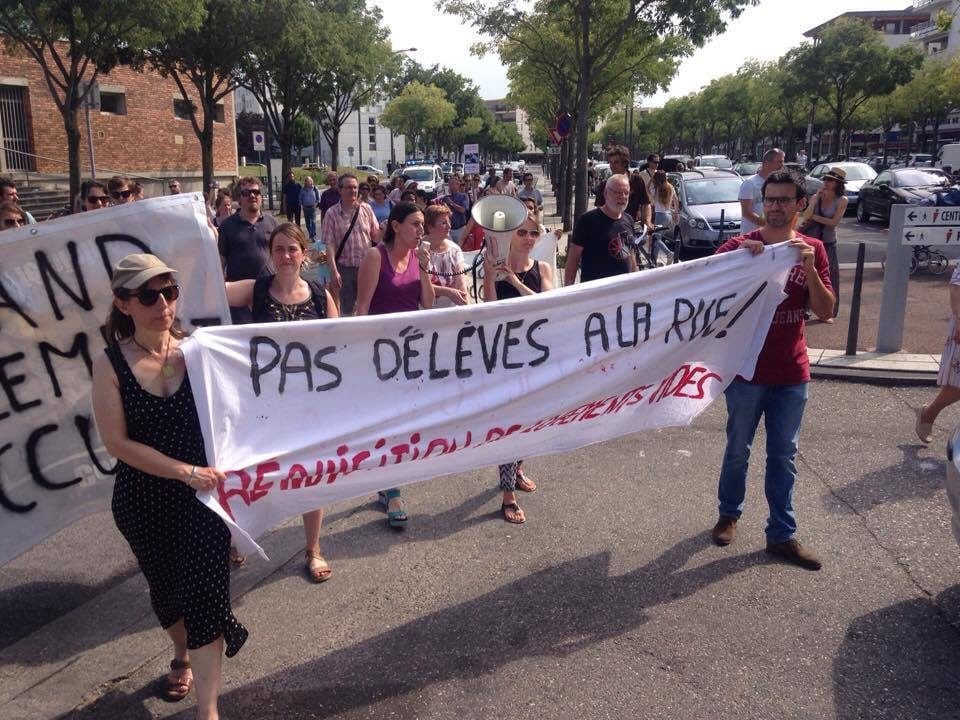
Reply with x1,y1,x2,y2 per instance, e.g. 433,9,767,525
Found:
717,379,808,542
303,206,317,239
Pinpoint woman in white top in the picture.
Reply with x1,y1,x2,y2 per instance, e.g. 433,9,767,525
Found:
648,171,678,262
424,204,468,307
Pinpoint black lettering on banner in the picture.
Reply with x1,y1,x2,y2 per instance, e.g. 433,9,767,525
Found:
27,424,82,490
373,338,401,380
279,342,312,393
0,277,38,328
428,332,450,379
0,352,41,415
666,299,695,343
526,318,550,366
0,442,37,513
249,336,281,396
75,414,118,475
476,324,502,373
95,234,151,279
584,312,609,357
617,302,652,347
35,242,93,321
313,346,341,391
39,332,92,397
402,331,424,379
455,324,476,378
501,320,524,370
716,283,767,339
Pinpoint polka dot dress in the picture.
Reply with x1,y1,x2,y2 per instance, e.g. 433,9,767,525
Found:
106,344,248,657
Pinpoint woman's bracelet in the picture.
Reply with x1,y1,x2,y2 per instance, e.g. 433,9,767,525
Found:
186,464,197,485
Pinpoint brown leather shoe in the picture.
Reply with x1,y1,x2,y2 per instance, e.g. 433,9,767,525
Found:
711,515,737,546
765,539,822,571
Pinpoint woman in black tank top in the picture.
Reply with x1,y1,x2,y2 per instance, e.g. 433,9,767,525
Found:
482,214,555,524
226,223,338,583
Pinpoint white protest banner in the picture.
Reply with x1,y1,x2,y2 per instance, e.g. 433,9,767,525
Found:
464,143,480,175
184,245,798,558
0,195,230,564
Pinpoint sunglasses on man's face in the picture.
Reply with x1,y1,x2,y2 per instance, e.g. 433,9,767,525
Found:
240,188,262,197
121,284,181,306
110,189,134,200
86,194,109,204
2,217,23,228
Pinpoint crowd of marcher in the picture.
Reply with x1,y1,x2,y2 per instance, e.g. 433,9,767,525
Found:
25,141,960,720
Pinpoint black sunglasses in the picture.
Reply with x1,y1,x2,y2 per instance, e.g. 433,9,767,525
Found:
86,194,109,204
119,284,180,306
240,188,262,197
110,189,134,200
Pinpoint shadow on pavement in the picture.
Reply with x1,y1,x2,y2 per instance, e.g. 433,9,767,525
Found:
827,443,947,514
833,584,960,719
59,683,159,719
196,531,766,719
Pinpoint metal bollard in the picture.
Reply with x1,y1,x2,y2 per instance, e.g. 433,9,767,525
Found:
845,241,866,356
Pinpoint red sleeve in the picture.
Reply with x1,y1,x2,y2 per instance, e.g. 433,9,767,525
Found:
813,239,833,293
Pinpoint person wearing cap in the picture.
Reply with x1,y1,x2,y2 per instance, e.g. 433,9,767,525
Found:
91,253,247,717
799,166,847,320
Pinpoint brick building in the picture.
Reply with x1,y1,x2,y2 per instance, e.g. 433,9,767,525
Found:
0,43,237,192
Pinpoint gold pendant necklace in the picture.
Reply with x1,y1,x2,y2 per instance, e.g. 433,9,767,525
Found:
132,335,175,378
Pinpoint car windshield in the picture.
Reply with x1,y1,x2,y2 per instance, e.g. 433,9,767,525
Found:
699,157,733,169
684,178,742,205
406,169,435,181
836,165,876,181
894,169,949,187
736,163,760,175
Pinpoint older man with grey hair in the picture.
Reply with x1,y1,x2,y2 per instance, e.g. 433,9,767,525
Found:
739,148,785,235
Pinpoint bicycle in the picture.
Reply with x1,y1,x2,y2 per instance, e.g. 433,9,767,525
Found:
632,222,676,270
881,244,949,276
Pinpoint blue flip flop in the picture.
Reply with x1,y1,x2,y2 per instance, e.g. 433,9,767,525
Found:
378,488,408,527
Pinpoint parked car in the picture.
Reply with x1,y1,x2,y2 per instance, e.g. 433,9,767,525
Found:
867,155,893,173
803,161,877,210
354,163,384,176
905,153,934,167
856,167,955,225
733,161,760,177
937,144,960,173
670,169,744,259
694,155,733,170
399,164,445,198
784,162,807,175
662,155,693,172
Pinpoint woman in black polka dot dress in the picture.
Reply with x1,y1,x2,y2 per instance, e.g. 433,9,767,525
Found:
91,254,246,720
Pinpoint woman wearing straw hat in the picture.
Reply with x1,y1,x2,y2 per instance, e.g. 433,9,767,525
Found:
91,254,247,718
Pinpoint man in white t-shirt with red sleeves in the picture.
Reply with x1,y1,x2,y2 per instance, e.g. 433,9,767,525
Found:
711,170,834,571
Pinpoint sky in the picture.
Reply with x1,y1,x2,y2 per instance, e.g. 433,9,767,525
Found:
373,0,914,106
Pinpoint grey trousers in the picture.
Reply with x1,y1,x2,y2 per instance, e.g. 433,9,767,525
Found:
338,265,359,316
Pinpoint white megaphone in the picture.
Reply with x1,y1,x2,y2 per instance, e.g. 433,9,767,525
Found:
470,194,530,268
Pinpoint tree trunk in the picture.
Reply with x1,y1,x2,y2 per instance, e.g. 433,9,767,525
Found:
556,140,569,222
200,112,215,192
331,127,340,171
64,106,81,203
573,71,593,221
831,106,843,158
564,138,575,231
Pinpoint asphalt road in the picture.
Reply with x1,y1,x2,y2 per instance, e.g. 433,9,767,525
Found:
1,380,959,720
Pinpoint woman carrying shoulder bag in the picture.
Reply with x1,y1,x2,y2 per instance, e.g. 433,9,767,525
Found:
800,167,847,320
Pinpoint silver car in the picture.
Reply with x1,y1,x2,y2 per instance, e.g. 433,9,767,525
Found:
670,170,744,259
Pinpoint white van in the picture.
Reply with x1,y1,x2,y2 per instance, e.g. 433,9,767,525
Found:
936,144,960,173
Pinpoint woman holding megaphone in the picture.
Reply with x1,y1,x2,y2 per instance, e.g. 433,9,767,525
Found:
482,211,555,523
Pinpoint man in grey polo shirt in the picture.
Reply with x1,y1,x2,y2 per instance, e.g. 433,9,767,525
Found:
217,176,278,323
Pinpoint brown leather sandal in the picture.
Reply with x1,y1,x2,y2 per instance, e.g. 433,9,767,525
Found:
515,470,537,493
163,658,192,701
305,549,332,583
501,502,526,524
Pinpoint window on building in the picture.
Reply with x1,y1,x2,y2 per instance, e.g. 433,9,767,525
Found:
213,103,225,123
368,117,376,150
885,23,898,34
99,91,126,115
173,98,193,120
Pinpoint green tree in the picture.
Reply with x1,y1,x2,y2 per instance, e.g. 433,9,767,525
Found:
0,0,205,198
897,58,959,152
792,18,921,157
380,82,456,156
447,0,751,219
143,0,251,190
316,0,395,171
239,0,330,185
292,115,315,158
